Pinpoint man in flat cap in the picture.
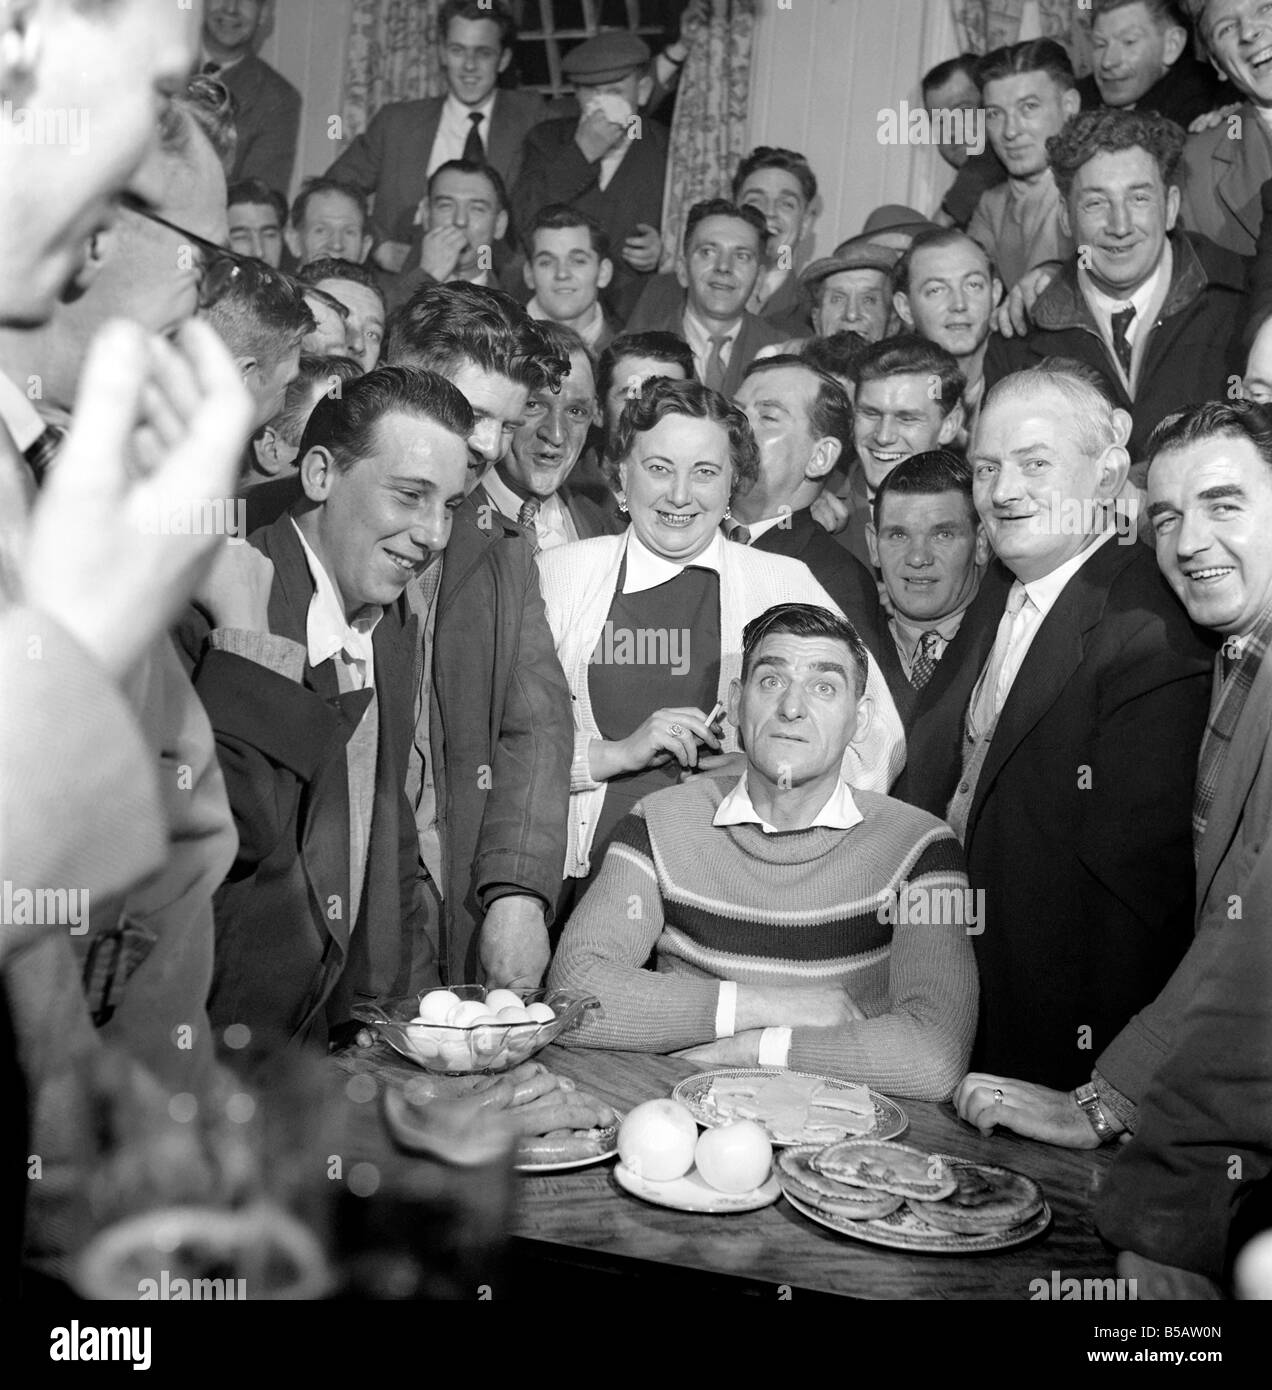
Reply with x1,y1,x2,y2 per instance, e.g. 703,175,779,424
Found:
512,31,670,322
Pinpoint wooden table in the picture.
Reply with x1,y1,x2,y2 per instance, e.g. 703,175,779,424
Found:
335,1042,1118,1300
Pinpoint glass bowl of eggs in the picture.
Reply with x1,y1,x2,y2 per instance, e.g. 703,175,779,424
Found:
351,985,598,1075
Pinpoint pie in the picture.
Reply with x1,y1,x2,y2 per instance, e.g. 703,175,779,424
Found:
810,1139,957,1200
907,1160,1043,1234
776,1148,903,1220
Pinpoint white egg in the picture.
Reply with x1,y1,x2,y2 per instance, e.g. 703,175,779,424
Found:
524,1002,556,1024
471,1026,504,1056
439,1039,476,1071
483,988,524,1014
446,1000,488,1028
496,1006,532,1025
417,990,461,1024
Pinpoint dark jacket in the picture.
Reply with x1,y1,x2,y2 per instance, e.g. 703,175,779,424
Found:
896,543,1213,1088
1076,48,1224,130
433,494,573,979
511,116,669,322
220,52,302,196
747,506,885,661
1242,175,1272,346
562,485,625,540
623,285,788,399
327,89,548,245
181,514,434,1063
624,268,811,338
984,231,1246,467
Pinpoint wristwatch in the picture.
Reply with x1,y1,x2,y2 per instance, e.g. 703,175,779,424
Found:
1073,1082,1117,1144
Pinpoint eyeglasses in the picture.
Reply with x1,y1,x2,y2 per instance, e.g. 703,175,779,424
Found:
117,192,305,311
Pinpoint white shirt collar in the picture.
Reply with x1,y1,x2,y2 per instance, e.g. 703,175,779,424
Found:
1078,241,1171,342
682,304,743,358
0,370,48,453
621,526,726,594
442,90,497,127
740,513,787,542
891,606,968,662
713,772,863,835
526,295,606,348
1018,524,1120,620
290,518,381,683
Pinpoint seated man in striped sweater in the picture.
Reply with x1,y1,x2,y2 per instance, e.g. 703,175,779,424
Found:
548,604,978,1101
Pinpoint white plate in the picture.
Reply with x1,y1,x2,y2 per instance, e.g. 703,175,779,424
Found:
515,1145,619,1175
613,1162,781,1213
672,1068,908,1147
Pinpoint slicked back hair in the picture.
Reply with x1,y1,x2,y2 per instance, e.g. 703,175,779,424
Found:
298,257,386,310
855,333,966,418
975,38,1077,93
296,364,475,474
605,375,759,495
731,147,818,205
1147,399,1272,475
290,177,366,231
202,260,316,370
384,281,566,394
228,177,288,226
427,157,508,211
1047,107,1186,200
683,198,768,253
741,353,854,455
922,53,982,96
799,330,872,386
873,448,977,530
596,331,695,407
893,228,999,297
531,318,595,376
525,203,611,261
740,602,869,699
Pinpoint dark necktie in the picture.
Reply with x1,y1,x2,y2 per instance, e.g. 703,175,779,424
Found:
462,111,485,163
909,629,941,691
724,520,751,545
703,334,729,393
517,494,541,530
23,423,65,488
1110,305,1136,377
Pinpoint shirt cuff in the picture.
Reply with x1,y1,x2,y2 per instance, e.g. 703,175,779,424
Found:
714,981,738,1039
571,729,603,792
757,1027,792,1068
1091,1068,1134,1135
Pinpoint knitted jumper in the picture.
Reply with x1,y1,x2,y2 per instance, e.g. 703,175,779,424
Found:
548,775,979,1100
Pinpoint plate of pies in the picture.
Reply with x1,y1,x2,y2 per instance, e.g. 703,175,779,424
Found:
776,1140,1051,1253
672,1068,908,1147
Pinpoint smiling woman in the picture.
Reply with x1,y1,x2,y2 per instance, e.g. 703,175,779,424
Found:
537,377,906,894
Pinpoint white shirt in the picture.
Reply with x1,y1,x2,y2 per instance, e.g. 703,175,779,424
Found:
682,306,742,384
527,295,607,350
712,772,863,1068
427,91,498,178
970,526,1119,732
481,467,579,552
621,527,726,594
1078,242,1172,394
291,519,381,687
735,513,787,543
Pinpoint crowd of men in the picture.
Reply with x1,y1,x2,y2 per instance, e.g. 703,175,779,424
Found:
2,0,1271,1304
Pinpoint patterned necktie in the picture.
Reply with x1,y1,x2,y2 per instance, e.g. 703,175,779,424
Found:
725,520,751,545
703,334,730,393
23,423,65,488
1110,305,1136,377
517,494,541,529
462,111,485,163
909,629,941,691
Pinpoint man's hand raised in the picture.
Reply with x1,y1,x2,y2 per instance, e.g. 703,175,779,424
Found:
22,318,254,682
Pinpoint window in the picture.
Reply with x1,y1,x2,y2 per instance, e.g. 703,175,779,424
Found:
510,0,686,98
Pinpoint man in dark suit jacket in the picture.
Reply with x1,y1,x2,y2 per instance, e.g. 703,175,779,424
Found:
984,109,1246,468
482,321,623,549
326,1,546,268
183,368,473,1070
897,364,1212,1091
202,2,300,195
1092,400,1272,1295
729,355,883,656
511,32,668,322
866,450,990,730
625,200,787,400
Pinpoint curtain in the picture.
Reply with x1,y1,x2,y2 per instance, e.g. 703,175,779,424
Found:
951,0,1092,73
659,0,757,272
342,0,445,141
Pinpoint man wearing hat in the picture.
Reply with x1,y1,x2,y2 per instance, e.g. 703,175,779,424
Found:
511,31,670,322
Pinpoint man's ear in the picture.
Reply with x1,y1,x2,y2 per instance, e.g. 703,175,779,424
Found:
1165,182,1181,234
937,401,964,446
865,518,880,570
990,275,1005,310
1061,86,1081,119
498,47,513,76
252,427,287,479
726,676,743,731
893,290,915,329
807,435,842,481
494,208,509,243
523,258,536,291
1058,197,1073,241
675,254,689,291
1098,440,1131,499
597,256,614,290
1162,25,1188,69
284,225,303,260
852,692,875,747
299,445,338,502
357,233,373,265
973,521,991,568
70,230,110,294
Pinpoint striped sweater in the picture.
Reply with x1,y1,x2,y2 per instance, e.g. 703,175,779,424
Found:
548,775,979,1100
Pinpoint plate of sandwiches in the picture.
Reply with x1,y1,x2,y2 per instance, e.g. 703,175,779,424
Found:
776,1140,1050,1254
673,1068,908,1147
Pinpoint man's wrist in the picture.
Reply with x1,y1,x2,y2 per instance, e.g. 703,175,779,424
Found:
1072,1082,1119,1144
